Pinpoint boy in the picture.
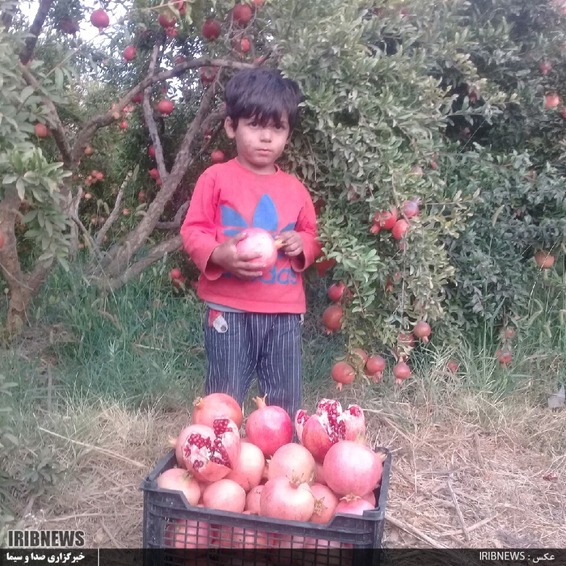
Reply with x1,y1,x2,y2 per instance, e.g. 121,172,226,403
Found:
180,68,321,419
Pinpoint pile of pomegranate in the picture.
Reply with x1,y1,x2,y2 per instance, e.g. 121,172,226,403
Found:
156,393,386,549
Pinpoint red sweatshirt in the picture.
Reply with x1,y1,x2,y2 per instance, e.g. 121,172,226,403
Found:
180,158,321,314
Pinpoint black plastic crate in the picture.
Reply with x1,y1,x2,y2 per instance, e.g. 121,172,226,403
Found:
141,447,391,566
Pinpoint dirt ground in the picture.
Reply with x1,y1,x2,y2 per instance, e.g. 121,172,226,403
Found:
14,396,565,550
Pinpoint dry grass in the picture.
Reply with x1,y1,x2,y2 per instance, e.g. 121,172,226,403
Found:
11,387,565,549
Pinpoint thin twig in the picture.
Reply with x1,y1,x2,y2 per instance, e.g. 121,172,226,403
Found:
96,179,127,245
45,513,104,523
438,513,498,537
447,478,470,541
102,521,121,548
37,427,146,469
386,515,447,549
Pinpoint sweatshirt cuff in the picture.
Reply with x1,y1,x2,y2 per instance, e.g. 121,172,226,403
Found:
202,246,225,280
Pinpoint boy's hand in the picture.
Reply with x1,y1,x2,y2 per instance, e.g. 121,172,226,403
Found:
210,233,266,280
277,230,303,257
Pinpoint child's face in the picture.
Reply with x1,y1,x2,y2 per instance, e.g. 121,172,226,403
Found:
224,113,290,174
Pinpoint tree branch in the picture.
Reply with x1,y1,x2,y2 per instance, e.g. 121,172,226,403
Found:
94,235,182,292
156,202,189,230
98,77,220,277
71,57,253,167
144,44,168,183
19,0,54,65
96,175,129,246
19,62,73,168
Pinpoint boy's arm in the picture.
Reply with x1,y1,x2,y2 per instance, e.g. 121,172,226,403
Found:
289,193,322,273
180,170,224,280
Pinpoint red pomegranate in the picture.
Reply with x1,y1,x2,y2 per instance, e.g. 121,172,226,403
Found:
123,45,137,62
260,476,315,522
170,268,182,280
238,37,251,53
391,219,409,240
350,348,368,366
267,443,316,483
331,361,355,390
393,362,411,384
149,168,159,180
496,349,512,366
34,123,49,138
372,207,398,230
335,497,375,516
534,250,555,269
327,282,346,302
157,99,175,115
232,3,253,26
90,9,110,30
398,332,415,349
402,199,420,218
323,440,383,498
158,13,176,28
156,467,201,506
245,484,263,514
202,18,221,41
447,360,460,374
225,440,265,491
309,483,339,524
192,392,243,429
164,518,210,549
148,145,156,158
200,67,218,87
413,321,431,343
245,396,293,457
236,228,279,272
294,399,366,462
364,355,386,382
210,149,224,163
176,419,241,483
322,304,343,334
202,479,246,513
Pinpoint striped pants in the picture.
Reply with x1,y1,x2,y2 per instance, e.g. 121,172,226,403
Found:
203,308,303,420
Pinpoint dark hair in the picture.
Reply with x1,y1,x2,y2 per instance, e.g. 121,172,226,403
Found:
225,68,303,131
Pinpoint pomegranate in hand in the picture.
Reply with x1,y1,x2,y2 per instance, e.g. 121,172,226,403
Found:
236,228,280,272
